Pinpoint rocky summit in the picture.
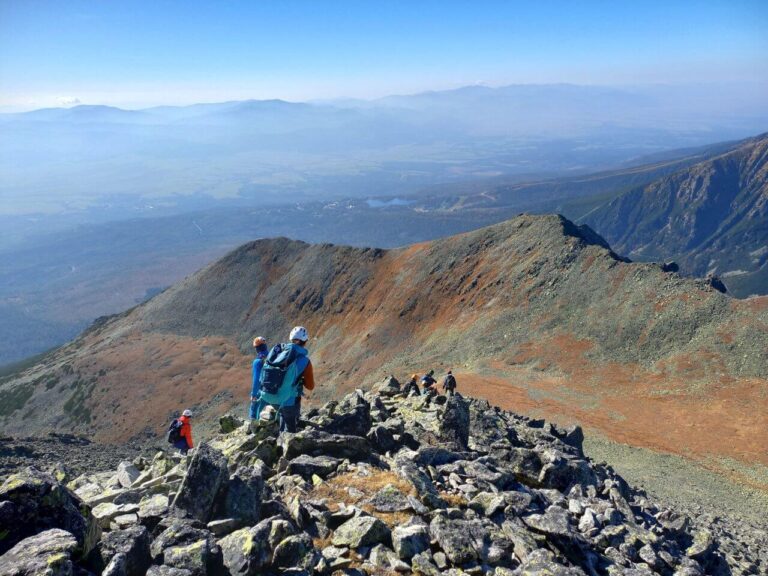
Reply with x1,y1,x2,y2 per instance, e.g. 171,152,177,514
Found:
1,380,765,576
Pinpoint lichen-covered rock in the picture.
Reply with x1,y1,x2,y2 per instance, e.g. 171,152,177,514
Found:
375,376,401,397
218,520,272,576
366,484,412,513
0,467,100,557
321,390,372,437
272,533,314,568
171,443,228,523
162,538,219,576
279,430,371,460
137,493,169,529
438,394,470,450
150,520,214,562
116,462,141,489
216,465,263,525
515,548,588,575
0,529,78,576
523,505,572,537
87,525,151,576
286,454,340,479
219,413,244,434
392,524,430,560
332,515,391,548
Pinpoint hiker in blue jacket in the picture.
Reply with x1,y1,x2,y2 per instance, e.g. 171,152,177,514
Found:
251,326,315,434
249,336,269,420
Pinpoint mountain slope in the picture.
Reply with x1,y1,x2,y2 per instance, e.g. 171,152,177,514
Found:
1,214,766,476
583,133,768,296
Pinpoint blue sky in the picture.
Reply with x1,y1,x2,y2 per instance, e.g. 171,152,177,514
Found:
0,0,766,110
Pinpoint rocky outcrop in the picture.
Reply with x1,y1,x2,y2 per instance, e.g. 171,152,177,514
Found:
0,387,764,575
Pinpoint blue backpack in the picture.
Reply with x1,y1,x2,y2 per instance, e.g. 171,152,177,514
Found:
260,343,300,394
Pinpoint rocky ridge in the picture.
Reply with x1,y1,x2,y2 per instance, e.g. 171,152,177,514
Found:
1,379,765,576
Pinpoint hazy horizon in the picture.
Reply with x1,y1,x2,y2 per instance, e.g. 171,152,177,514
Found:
1,0,766,111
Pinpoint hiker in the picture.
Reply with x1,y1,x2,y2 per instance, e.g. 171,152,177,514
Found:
174,409,194,455
249,336,269,420
403,373,421,396
421,370,437,395
442,370,457,397
254,326,315,434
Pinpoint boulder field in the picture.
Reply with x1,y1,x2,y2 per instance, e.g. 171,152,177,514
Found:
1,378,765,576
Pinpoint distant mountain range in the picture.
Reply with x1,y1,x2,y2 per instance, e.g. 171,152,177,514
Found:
583,133,768,296
1,133,766,366
2,83,766,216
1,214,766,482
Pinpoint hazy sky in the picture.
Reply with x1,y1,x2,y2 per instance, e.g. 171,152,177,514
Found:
1,0,766,110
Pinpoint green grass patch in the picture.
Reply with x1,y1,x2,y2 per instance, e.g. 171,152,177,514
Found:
0,383,35,416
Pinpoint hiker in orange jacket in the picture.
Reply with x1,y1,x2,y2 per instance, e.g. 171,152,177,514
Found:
174,409,194,454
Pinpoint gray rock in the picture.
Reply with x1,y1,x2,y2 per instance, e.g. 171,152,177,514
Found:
524,505,572,537
469,492,507,517
370,544,411,572
217,465,263,524
172,443,229,523
0,528,78,576
207,518,241,537
137,493,169,528
514,548,588,575
366,484,412,512
219,413,244,434
367,424,398,453
116,462,141,489
332,516,391,548
87,525,151,576
150,520,213,562
375,376,401,397
146,566,193,576
218,520,272,576
0,467,100,558
162,538,217,576
439,394,470,450
279,430,371,460
102,552,128,576
287,454,341,478
429,515,508,566
272,533,314,568
392,523,430,560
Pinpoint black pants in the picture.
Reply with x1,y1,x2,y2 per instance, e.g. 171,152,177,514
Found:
279,396,301,433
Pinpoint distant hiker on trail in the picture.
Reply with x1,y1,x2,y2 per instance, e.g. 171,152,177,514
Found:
253,325,315,434
249,336,269,420
403,373,421,396
442,370,457,397
421,370,437,396
167,409,194,455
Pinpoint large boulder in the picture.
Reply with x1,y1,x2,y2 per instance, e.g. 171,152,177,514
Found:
321,391,372,437
286,455,341,479
216,465,264,525
278,430,371,460
331,516,391,548
150,520,215,562
438,394,470,450
429,515,514,566
0,467,100,557
392,524,430,560
87,525,151,576
0,529,78,576
116,462,141,489
218,519,273,576
374,376,401,397
172,444,229,523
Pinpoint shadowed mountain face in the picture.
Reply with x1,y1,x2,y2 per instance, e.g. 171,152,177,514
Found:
583,133,768,296
1,215,766,480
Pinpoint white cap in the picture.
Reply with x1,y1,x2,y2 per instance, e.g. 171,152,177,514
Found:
289,326,309,342
182,409,193,417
